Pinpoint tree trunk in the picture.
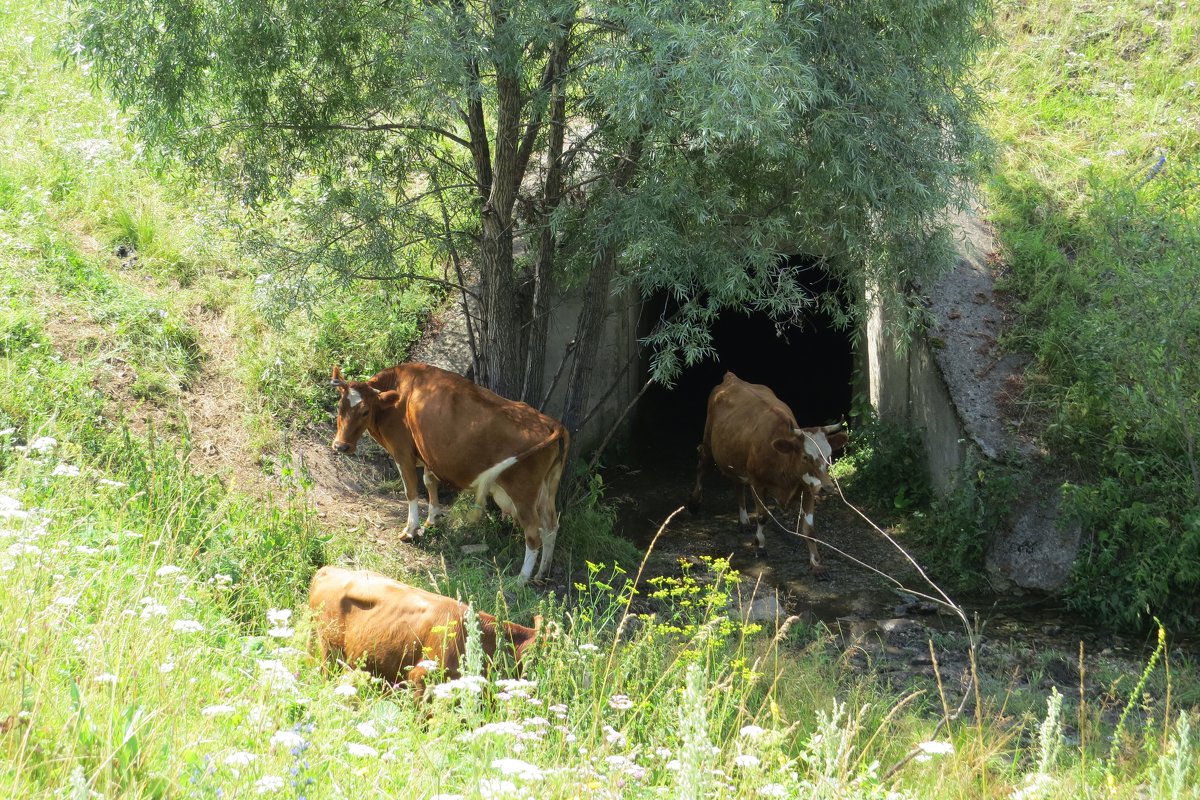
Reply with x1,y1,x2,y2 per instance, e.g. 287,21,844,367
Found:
521,34,569,406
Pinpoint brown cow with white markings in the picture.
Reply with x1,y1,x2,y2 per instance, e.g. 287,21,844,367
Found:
688,372,847,573
330,363,568,583
309,565,540,692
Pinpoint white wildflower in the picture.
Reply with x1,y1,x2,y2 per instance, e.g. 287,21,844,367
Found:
603,724,627,748
29,436,57,454
266,608,292,626
758,783,788,798
578,643,599,653
172,619,203,634
417,659,439,670
256,659,296,691
254,775,285,794
201,704,237,717
734,754,761,769
333,684,357,697
51,463,81,477
140,602,169,619
739,724,767,738
94,672,118,685
269,730,305,750
346,742,379,758
223,751,257,767
53,595,79,608
608,694,634,710
478,778,521,799
917,740,955,756
156,565,183,578
491,758,543,780
429,675,487,699
97,478,127,488
355,721,379,739
159,662,175,674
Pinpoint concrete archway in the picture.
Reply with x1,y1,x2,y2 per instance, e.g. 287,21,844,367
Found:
631,259,855,459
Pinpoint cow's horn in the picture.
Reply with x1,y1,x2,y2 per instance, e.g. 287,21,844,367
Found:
820,423,842,434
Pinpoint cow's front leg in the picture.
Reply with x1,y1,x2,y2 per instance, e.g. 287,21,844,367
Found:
800,488,827,578
751,486,769,558
396,459,422,541
421,468,442,532
738,484,753,528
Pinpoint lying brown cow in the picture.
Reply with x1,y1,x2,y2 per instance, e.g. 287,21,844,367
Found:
688,372,847,573
330,362,568,583
308,565,541,691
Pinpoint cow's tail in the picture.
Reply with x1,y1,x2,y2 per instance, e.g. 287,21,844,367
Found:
467,427,567,521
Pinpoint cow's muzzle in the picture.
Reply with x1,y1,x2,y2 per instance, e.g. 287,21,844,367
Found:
332,440,353,454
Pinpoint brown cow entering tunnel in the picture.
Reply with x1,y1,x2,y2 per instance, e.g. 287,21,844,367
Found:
630,258,855,460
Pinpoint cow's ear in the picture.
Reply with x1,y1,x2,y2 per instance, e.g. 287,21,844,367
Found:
331,365,347,390
826,431,849,453
772,437,799,455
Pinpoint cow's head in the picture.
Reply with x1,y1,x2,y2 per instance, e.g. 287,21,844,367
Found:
330,365,379,454
772,423,847,501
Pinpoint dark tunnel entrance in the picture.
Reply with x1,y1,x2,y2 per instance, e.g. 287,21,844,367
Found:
629,257,856,461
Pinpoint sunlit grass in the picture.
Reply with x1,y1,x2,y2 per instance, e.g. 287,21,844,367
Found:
0,0,1198,797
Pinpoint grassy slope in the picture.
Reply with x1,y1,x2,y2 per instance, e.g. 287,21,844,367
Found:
979,0,1200,630
0,0,1198,798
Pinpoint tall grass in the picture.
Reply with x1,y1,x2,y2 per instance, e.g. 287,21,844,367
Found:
1,0,1199,798
967,0,1200,631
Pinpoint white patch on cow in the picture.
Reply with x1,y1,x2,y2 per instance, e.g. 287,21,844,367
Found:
347,389,363,408
470,456,519,510
802,474,823,489
755,521,767,549
404,500,420,537
798,430,833,463
426,503,442,524
739,505,751,526
803,513,814,529
519,546,539,582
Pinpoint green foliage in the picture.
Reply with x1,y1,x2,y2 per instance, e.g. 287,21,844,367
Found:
246,280,437,425
74,0,993,392
980,0,1200,631
834,415,933,515
910,457,1027,593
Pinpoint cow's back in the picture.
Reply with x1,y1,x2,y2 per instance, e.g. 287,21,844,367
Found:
705,373,795,474
384,364,561,486
309,566,466,682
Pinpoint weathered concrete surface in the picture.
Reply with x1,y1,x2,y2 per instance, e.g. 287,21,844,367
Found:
925,209,1034,462
866,205,1080,593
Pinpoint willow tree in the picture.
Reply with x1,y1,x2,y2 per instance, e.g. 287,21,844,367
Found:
75,0,991,439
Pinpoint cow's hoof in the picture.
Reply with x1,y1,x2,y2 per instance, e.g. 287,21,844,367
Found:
686,497,702,515
811,565,830,581
754,546,767,559
399,530,417,542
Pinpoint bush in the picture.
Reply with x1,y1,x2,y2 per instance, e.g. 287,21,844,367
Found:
833,415,933,516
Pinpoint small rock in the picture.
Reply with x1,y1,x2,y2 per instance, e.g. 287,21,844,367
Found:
460,543,489,555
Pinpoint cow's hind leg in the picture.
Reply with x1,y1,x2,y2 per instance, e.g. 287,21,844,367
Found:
421,468,442,533
532,481,560,584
